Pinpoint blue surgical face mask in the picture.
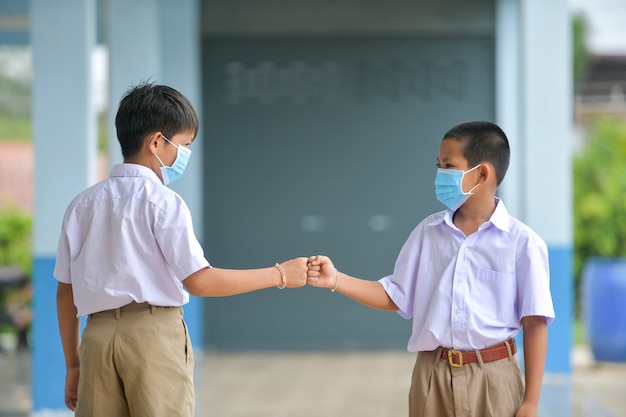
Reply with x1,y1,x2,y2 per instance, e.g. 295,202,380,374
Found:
154,135,192,185
434,164,481,211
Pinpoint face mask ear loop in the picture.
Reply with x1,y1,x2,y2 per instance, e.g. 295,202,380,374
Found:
464,164,482,195
162,135,177,148
466,183,480,195
466,164,481,174
153,152,166,168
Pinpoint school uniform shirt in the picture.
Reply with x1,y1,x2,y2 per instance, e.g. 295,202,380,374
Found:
54,163,211,317
379,198,555,352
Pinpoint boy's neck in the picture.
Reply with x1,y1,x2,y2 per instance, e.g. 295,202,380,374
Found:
452,195,497,236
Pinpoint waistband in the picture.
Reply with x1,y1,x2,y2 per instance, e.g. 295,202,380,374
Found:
87,301,182,320
423,338,516,368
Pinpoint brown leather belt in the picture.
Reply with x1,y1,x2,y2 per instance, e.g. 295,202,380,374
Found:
428,338,516,368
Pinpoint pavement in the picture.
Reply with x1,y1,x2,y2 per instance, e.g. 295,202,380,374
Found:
2,345,626,417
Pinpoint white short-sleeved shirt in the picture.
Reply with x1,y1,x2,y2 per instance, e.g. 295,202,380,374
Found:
54,163,211,316
379,198,555,352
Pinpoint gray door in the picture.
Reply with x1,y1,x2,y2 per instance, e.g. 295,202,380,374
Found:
202,37,494,350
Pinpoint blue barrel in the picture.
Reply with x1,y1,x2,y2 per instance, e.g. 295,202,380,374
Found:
583,257,626,362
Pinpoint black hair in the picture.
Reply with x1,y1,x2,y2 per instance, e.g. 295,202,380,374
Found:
115,81,199,159
443,121,510,185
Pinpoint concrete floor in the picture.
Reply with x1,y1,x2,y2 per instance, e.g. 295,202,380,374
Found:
193,347,626,417
2,345,626,417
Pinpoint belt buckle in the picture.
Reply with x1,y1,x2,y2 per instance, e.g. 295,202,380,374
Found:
448,349,463,367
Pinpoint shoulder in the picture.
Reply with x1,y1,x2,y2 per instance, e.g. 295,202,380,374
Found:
135,180,189,215
417,209,451,234
492,199,547,248
421,210,447,227
64,179,109,209
403,210,447,242
506,215,548,252
63,172,187,216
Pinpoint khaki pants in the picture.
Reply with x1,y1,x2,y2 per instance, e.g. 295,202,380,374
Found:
76,302,194,417
409,347,524,417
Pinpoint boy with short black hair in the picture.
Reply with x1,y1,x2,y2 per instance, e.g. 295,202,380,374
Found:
308,121,555,417
55,82,308,417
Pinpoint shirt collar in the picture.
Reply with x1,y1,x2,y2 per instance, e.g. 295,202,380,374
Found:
110,163,162,183
488,198,510,232
430,198,510,233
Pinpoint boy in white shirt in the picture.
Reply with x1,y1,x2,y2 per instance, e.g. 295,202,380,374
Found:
308,121,555,417
55,82,308,417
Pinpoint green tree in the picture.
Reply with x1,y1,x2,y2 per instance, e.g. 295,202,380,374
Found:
572,12,591,94
573,118,626,310
0,71,31,141
0,204,32,276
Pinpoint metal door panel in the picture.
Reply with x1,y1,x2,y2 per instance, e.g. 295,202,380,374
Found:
202,37,494,350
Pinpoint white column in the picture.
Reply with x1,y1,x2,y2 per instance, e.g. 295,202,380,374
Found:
106,0,161,166
158,0,205,349
31,0,96,413
521,0,572,243
159,0,203,236
519,0,573,374
495,0,523,219
105,0,201,227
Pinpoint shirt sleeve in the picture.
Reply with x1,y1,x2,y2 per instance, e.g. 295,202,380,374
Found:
379,225,424,320
53,209,72,284
516,229,555,325
155,197,210,281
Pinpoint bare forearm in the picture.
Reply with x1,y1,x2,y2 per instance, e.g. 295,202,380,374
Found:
306,256,398,312
183,257,308,296
184,266,282,296
334,272,398,312
56,283,80,367
521,316,548,406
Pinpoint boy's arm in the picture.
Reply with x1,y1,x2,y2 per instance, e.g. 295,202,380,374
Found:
307,255,399,312
516,315,548,417
182,257,308,296
56,282,80,411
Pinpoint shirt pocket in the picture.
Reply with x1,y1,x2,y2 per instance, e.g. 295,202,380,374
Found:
470,268,517,322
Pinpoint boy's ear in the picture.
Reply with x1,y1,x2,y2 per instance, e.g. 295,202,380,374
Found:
479,163,494,183
145,132,163,153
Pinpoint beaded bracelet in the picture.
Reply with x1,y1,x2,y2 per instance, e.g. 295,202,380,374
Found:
274,263,287,289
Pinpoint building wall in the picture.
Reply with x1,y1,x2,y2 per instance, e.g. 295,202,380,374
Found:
202,0,494,36
199,0,573,373
201,35,495,350
199,0,496,350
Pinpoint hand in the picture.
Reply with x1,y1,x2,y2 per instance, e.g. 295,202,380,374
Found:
64,365,79,411
307,255,337,290
515,401,538,417
279,257,308,288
